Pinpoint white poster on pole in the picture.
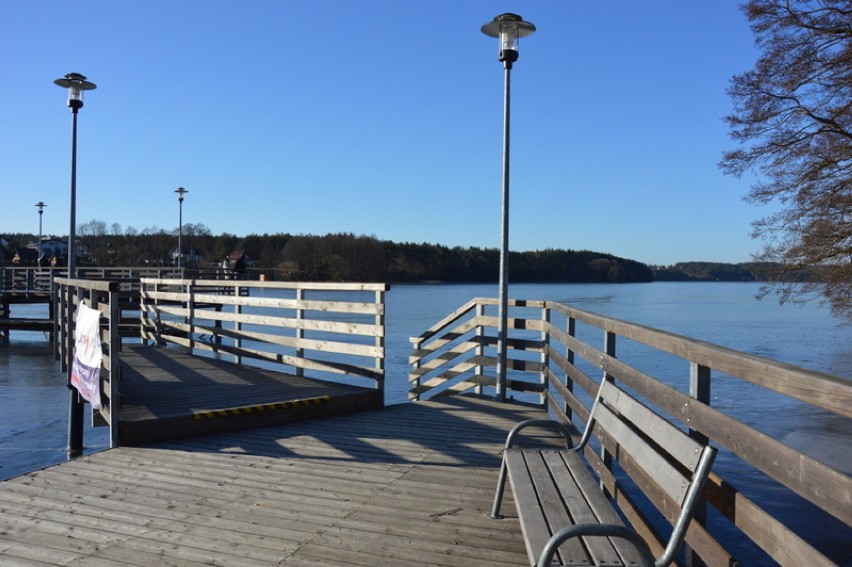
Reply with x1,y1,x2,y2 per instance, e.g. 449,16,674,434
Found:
70,302,102,410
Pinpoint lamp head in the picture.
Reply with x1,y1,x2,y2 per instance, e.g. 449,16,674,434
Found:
175,187,188,202
481,13,536,68
54,72,97,111
35,201,46,212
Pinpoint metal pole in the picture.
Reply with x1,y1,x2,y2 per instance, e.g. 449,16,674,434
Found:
37,209,43,263
68,109,78,279
178,196,183,267
67,108,84,457
496,62,512,402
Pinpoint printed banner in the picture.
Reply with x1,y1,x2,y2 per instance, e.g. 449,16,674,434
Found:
70,302,102,410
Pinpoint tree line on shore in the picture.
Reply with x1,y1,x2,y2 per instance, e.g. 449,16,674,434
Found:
3,228,800,285
651,261,809,283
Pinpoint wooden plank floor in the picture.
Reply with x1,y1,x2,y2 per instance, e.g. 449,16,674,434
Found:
0,396,563,567
117,345,383,445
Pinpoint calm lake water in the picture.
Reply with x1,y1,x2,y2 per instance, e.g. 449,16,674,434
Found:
1,282,850,564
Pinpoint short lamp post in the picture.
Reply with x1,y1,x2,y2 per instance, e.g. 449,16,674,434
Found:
54,72,96,459
481,14,535,402
54,72,96,279
35,202,46,263
175,187,188,267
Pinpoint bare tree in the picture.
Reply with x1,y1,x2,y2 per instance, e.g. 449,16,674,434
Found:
721,0,852,320
77,219,108,264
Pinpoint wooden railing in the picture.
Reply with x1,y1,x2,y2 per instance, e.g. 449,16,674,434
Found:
0,267,57,299
1,266,245,298
409,297,851,566
55,277,124,449
140,279,389,398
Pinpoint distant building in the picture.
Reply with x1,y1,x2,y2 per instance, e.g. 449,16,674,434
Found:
170,247,205,267
26,238,68,260
223,250,252,272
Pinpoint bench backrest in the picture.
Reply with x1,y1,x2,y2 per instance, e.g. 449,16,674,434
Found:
582,379,717,566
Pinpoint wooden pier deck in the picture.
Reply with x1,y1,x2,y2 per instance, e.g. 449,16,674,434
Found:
0,396,552,567
116,345,384,445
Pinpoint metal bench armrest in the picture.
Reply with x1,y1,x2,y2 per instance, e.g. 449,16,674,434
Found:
503,418,574,450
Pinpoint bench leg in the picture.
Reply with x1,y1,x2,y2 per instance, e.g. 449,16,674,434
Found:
489,458,509,519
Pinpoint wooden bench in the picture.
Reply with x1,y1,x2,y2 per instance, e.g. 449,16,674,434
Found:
490,379,717,567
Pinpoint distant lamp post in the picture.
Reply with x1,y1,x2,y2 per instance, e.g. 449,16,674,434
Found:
35,202,46,263
175,187,188,267
481,14,535,402
54,72,96,279
54,72,96,459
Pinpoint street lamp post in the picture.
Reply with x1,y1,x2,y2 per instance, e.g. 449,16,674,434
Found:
481,13,535,402
54,72,96,458
35,202,46,264
175,187,188,267
54,72,96,279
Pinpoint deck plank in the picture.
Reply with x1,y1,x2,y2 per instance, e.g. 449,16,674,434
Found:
1,396,560,566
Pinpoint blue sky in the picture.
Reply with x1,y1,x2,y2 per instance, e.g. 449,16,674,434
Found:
1,1,763,266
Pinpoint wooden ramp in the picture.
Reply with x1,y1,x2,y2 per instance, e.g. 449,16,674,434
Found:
0,396,556,567
117,345,383,445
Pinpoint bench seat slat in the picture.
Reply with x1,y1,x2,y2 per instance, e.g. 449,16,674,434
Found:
527,451,594,565
546,451,641,566
548,451,646,566
505,450,564,565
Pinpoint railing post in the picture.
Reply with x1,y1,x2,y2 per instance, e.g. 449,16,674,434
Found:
410,338,422,402
375,287,386,404
474,302,485,396
155,280,163,345
600,330,617,494
108,284,121,448
66,282,85,458
295,287,304,376
234,284,243,365
187,280,195,355
58,282,69,368
539,304,549,408
139,279,150,346
564,315,576,419
686,362,711,567
0,269,6,343
48,270,56,344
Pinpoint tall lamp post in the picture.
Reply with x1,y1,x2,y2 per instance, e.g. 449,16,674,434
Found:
481,13,535,402
54,72,96,459
175,187,188,267
54,72,96,279
35,202,46,264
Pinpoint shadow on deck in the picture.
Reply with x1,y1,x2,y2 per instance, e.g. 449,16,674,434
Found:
117,345,383,445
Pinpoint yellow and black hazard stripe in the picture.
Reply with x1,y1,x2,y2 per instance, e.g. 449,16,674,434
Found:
193,395,332,421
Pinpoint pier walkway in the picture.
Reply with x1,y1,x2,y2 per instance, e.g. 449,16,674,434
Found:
7,277,848,565
0,396,546,567
116,345,382,445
